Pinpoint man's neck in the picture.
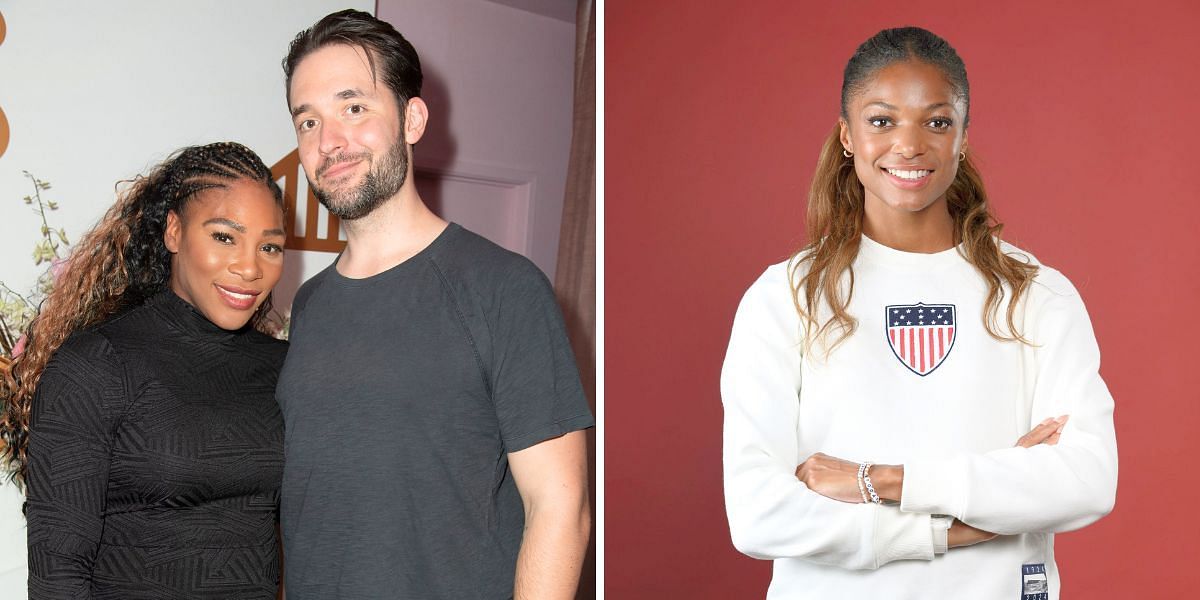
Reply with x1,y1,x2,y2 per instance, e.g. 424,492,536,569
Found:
336,188,448,279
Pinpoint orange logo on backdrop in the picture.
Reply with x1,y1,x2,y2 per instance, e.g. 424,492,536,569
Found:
0,10,9,159
271,148,346,253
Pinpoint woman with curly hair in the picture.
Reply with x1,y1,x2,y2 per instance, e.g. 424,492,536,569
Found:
721,28,1117,599
1,142,289,599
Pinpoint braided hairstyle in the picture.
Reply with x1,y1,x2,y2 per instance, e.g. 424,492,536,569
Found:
0,141,283,484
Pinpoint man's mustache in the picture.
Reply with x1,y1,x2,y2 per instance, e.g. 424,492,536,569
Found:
317,152,370,178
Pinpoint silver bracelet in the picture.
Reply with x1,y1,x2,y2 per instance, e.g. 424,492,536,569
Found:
856,462,869,503
863,463,882,504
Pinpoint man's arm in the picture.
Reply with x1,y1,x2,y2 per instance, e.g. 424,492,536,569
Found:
509,430,590,600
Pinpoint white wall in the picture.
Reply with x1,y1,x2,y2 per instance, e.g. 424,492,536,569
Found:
377,0,577,278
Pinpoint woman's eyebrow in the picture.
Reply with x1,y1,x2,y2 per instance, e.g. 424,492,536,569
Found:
203,218,285,238
203,217,245,232
863,101,954,111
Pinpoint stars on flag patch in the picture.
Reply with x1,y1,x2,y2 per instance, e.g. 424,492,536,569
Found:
885,303,956,376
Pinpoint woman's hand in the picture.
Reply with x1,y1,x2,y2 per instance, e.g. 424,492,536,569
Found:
948,415,1069,548
948,519,997,548
793,453,865,504
1015,415,1069,448
793,452,1000,547
795,454,902,504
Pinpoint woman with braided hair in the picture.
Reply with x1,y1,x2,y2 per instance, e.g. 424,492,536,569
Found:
721,28,1117,598
1,142,289,598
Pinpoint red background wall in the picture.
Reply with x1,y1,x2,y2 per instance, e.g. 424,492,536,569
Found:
605,1,1200,597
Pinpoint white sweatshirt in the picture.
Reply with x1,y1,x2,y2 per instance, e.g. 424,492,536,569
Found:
721,235,1117,600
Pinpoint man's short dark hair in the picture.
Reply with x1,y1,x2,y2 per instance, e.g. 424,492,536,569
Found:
283,9,423,113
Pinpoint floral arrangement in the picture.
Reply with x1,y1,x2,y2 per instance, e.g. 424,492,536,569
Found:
0,172,68,365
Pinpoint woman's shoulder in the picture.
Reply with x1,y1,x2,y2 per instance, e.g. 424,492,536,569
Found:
996,242,1092,339
41,327,125,390
731,258,801,326
997,240,1080,300
33,322,136,439
242,329,288,369
53,302,168,373
243,329,287,347
88,300,164,344
53,327,117,360
741,258,797,298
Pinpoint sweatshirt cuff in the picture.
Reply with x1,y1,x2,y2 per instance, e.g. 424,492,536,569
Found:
901,456,968,518
872,506,935,566
931,515,953,554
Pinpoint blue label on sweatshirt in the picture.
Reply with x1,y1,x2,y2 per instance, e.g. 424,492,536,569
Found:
1021,563,1048,600
885,303,956,376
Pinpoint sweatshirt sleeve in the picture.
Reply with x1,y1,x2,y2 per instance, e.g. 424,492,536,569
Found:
722,266,935,569
900,272,1118,534
26,331,125,599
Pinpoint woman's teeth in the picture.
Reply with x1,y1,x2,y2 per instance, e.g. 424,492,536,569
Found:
885,168,931,180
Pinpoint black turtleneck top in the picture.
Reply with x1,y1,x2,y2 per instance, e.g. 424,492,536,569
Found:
25,291,287,599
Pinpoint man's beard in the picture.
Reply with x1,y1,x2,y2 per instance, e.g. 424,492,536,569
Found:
311,139,408,221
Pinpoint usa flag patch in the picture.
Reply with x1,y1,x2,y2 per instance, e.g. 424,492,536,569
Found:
886,303,956,376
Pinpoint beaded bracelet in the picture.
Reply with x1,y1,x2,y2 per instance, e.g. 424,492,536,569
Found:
862,463,882,504
856,462,870,504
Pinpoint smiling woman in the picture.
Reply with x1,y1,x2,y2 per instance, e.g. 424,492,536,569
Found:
163,178,286,331
720,27,1117,600
0,142,291,599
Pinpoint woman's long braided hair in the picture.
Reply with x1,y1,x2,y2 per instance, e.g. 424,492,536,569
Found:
0,142,284,485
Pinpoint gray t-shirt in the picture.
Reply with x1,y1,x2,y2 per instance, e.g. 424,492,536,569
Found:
276,224,593,599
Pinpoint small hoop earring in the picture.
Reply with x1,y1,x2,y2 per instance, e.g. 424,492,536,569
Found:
958,151,966,162
843,149,853,158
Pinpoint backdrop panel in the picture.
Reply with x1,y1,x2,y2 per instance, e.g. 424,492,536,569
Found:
606,1,1200,597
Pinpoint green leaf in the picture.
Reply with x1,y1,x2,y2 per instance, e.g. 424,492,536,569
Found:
38,181,51,190
41,225,50,236
32,241,57,266
47,201,59,210
58,229,70,245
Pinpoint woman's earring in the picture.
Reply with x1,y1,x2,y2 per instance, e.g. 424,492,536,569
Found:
959,151,966,162
843,149,853,158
